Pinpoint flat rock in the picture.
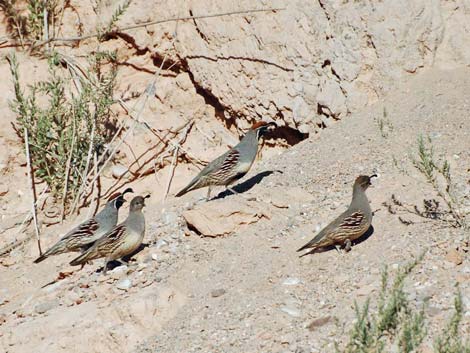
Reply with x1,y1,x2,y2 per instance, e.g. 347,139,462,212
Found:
182,199,271,237
116,278,132,291
307,316,332,331
112,164,128,179
280,306,301,317
444,248,463,266
211,288,226,298
34,299,60,314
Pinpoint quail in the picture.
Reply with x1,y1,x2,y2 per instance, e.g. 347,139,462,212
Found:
297,175,377,256
69,195,149,274
33,188,133,263
176,121,276,199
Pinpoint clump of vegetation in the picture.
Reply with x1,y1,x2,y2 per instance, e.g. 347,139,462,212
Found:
337,255,469,353
375,107,394,139
411,135,466,227
97,0,132,41
339,255,426,353
0,0,62,45
434,289,470,353
386,135,467,229
7,50,118,214
1,0,133,50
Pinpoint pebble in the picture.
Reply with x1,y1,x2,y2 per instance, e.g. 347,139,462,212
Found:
34,299,60,314
112,164,128,178
116,278,132,291
444,249,463,266
307,316,332,331
110,265,128,279
280,306,301,317
211,288,226,298
155,239,169,249
0,184,8,197
282,277,301,286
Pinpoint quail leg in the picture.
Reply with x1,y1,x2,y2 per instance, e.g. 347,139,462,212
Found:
226,186,256,201
206,186,212,201
344,239,352,252
103,259,110,275
117,259,129,266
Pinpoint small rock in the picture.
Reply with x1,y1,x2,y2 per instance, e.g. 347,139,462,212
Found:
211,288,226,298
280,306,301,317
307,316,332,331
110,265,128,279
445,249,463,266
116,278,132,291
0,184,8,197
282,277,301,286
34,299,60,314
162,211,178,225
112,164,128,179
155,239,168,249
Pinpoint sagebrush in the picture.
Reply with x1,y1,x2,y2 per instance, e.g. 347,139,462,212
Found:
8,50,118,214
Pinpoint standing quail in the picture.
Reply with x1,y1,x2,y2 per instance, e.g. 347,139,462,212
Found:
69,195,149,274
34,188,133,263
297,175,377,256
176,121,276,199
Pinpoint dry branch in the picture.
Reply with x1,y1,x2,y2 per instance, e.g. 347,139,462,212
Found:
23,7,285,50
24,127,42,255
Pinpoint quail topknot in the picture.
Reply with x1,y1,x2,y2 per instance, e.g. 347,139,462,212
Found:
175,121,276,200
69,195,149,274
297,175,377,256
33,188,133,263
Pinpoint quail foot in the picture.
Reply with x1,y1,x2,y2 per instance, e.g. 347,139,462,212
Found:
297,175,377,256
69,195,149,274
175,121,276,200
34,188,133,263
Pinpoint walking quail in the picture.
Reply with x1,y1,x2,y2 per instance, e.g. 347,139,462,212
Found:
69,195,149,274
176,121,276,199
297,175,377,256
33,188,133,263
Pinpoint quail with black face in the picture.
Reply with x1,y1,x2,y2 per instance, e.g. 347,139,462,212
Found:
176,121,277,200
34,188,133,263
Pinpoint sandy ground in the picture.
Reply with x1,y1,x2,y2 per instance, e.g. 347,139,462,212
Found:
0,68,469,352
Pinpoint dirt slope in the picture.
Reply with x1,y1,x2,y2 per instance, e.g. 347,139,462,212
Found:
0,67,468,353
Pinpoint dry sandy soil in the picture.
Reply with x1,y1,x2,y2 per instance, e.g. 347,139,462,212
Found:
0,1,470,353
0,67,469,353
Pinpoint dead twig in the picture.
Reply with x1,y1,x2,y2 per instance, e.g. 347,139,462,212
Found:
0,186,49,257
27,7,285,50
61,119,76,221
70,115,96,215
24,127,42,255
164,121,194,199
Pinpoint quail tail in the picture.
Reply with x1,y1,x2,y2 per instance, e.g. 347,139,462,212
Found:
33,253,48,264
33,244,62,263
69,251,91,266
175,177,199,197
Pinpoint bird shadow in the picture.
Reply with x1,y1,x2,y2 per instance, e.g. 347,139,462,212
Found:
212,170,280,200
299,225,375,256
98,243,150,273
